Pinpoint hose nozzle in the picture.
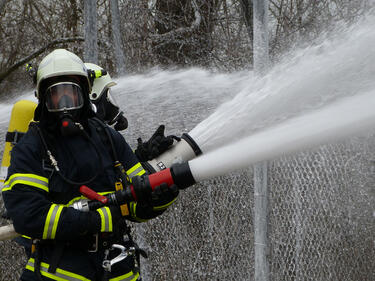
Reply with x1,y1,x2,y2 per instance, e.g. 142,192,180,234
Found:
147,133,202,172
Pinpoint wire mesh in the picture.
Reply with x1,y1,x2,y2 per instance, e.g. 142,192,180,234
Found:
269,136,375,281
1,134,374,281
0,121,373,281
129,134,374,281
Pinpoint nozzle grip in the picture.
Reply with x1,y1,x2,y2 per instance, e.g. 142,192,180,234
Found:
80,185,108,204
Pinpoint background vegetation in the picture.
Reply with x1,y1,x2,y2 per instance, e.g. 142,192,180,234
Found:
0,0,368,95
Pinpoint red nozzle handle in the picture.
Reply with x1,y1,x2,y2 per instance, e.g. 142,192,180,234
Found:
80,185,108,204
127,169,175,202
148,168,174,190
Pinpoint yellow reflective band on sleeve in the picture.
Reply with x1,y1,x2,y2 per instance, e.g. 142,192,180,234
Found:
43,204,64,239
3,173,49,192
153,197,178,211
26,258,90,281
97,207,113,232
126,163,146,179
130,202,137,217
109,271,140,281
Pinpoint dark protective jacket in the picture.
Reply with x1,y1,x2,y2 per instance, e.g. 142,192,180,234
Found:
2,119,176,281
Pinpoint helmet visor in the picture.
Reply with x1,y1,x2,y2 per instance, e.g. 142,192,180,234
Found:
106,89,119,109
45,82,84,112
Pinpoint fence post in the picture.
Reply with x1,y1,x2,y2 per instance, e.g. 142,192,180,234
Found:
254,162,270,281
253,0,270,281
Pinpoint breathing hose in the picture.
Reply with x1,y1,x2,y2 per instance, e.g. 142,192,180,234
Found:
35,124,103,186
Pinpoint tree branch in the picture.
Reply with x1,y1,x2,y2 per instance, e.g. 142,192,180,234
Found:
0,37,84,84
150,0,202,43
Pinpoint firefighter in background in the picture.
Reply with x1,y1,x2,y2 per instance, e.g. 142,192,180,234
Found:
85,62,179,163
2,49,179,281
84,62,128,132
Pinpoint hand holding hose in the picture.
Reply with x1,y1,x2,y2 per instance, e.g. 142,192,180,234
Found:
0,163,196,241
81,174,176,210
80,162,193,211
135,125,180,162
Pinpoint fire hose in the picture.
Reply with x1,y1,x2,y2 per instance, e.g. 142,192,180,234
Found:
0,162,196,241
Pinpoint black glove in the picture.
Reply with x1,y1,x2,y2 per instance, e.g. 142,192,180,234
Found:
132,176,179,209
151,183,179,209
131,182,180,220
135,125,180,162
113,114,128,131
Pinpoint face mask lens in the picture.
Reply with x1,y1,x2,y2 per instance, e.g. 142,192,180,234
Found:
45,82,84,112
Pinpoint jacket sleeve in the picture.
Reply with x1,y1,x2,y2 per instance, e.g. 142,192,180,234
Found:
2,139,100,241
111,129,178,222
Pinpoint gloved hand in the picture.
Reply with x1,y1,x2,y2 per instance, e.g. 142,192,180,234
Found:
135,125,180,162
151,183,179,210
131,174,180,203
130,182,179,221
113,114,128,131
131,176,179,211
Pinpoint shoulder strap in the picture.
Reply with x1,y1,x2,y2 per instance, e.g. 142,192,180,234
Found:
91,117,119,162
90,118,130,186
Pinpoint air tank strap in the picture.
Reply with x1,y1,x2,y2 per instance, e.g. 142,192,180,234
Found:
5,131,25,144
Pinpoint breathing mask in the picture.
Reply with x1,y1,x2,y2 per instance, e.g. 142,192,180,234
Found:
45,81,85,136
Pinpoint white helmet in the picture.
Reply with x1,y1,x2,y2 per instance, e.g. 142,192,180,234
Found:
84,63,116,101
34,49,93,121
36,49,90,99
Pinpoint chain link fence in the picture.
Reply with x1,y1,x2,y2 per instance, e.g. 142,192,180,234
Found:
129,134,374,281
269,136,375,281
0,93,374,280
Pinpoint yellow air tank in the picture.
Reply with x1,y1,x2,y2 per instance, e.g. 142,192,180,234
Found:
0,100,37,187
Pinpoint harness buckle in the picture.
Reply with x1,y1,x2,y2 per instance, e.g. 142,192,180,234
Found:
12,131,21,145
6,130,24,145
102,244,135,272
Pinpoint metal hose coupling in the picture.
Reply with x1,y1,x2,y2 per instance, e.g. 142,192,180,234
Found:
146,133,202,172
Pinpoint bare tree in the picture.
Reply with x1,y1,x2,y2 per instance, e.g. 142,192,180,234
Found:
109,0,126,74
0,0,371,94
84,0,98,63
0,37,84,84
239,0,253,43
151,0,221,66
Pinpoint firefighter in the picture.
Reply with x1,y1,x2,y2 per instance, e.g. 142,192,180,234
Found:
84,62,128,132
2,49,179,281
84,62,179,164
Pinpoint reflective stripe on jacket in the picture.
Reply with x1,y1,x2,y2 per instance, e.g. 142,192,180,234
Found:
2,119,148,280
24,258,140,281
